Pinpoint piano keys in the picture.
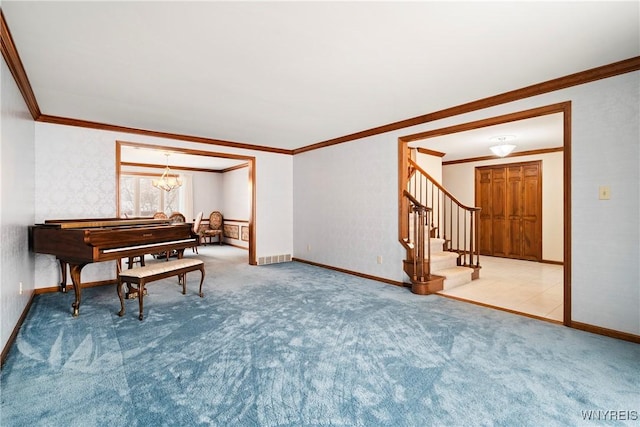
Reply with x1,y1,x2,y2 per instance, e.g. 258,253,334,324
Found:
30,218,198,317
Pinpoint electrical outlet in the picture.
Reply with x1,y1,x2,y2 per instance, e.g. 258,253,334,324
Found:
377,256,383,264
19,282,23,295
307,244,311,252
599,185,611,200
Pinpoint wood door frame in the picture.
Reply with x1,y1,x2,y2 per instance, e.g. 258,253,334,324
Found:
115,140,257,265
475,160,543,261
399,101,571,326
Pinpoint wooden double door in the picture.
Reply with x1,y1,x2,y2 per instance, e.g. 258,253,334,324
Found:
475,161,542,261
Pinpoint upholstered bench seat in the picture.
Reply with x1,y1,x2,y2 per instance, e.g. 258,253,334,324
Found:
117,258,205,320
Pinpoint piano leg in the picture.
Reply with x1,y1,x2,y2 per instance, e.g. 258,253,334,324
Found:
138,283,145,321
59,259,68,293
176,249,185,286
117,277,126,317
69,263,87,317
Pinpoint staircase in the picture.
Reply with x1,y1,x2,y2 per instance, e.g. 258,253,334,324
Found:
428,238,475,291
399,156,481,295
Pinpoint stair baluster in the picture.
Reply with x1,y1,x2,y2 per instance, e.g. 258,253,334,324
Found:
401,158,482,293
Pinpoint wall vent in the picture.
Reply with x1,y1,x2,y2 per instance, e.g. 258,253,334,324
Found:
257,254,292,265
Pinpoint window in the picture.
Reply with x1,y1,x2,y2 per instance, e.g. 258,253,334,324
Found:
120,175,181,217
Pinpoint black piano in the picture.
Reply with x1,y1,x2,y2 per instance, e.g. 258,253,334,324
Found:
30,218,198,316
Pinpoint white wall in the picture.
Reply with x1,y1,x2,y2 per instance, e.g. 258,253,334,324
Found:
193,170,222,220
1,59,36,351
255,154,294,257
33,123,293,288
221,167,250,248
222,167,250,221
293,71,639,335
442,152,564,262
415,150,443,184
569,73,639,335
414,150,445,238
294,136,406,281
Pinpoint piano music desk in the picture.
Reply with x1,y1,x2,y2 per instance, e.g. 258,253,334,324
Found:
117,258,205,320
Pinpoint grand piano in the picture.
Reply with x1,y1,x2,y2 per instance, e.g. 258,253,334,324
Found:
30,218,198,317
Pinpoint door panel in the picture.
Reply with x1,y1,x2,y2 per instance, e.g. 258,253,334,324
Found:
475,161,542,261
506,166,522,258
491,169,507,257
521,164,541,260
476,170,493,255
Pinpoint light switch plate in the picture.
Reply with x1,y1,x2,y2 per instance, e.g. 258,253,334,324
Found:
599,185,611,200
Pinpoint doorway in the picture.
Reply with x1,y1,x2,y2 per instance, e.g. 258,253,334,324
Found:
115,140,257,265
398,102,571,325
476,160,542,261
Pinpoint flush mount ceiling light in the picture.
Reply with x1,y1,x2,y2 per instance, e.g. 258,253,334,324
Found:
489,135,517,157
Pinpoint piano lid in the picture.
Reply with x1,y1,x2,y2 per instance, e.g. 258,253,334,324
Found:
40,218,172,229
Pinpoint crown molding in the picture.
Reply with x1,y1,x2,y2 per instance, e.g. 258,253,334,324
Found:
116,140,255,162
120,161,221,174
0,10,40,119
38,115,293,155
221,163,249,173
119,171,178,178
295,56,640,154
442,147,564,166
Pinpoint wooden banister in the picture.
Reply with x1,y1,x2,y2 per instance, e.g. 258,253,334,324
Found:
408,159,479,212
401,156,482,291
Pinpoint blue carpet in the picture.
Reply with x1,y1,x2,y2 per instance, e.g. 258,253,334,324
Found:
1,247,638,426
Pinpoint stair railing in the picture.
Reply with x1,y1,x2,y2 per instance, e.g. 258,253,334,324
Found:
402,190,432,283
404,158,481,270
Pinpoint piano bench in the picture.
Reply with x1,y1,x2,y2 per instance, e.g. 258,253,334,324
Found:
117,258,205,320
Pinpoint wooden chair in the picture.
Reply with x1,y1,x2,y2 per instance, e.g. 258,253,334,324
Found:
169,212,186,223
202,211,223,245
191,211,203,254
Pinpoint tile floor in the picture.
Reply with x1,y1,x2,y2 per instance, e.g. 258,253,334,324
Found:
438,256,564,322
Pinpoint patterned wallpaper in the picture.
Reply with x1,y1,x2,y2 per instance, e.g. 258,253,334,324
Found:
1,59,36,350
293,135,405,282
33,122,295,286
35,124,117,286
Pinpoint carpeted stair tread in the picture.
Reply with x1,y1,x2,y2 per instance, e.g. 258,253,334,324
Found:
429,251,458,260
436,266,474,290
427,238,446,253
429,251,460,272
436,265,474,277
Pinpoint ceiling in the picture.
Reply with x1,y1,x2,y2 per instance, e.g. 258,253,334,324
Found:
412,113,564,162
2,1,638,165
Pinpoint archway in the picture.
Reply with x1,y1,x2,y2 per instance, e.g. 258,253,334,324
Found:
115,140,257,265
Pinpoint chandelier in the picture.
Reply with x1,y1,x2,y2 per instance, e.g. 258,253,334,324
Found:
152,153,183,192
489,135,517,157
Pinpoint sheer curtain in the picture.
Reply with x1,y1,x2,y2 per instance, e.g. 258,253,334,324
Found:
180,174,194,222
